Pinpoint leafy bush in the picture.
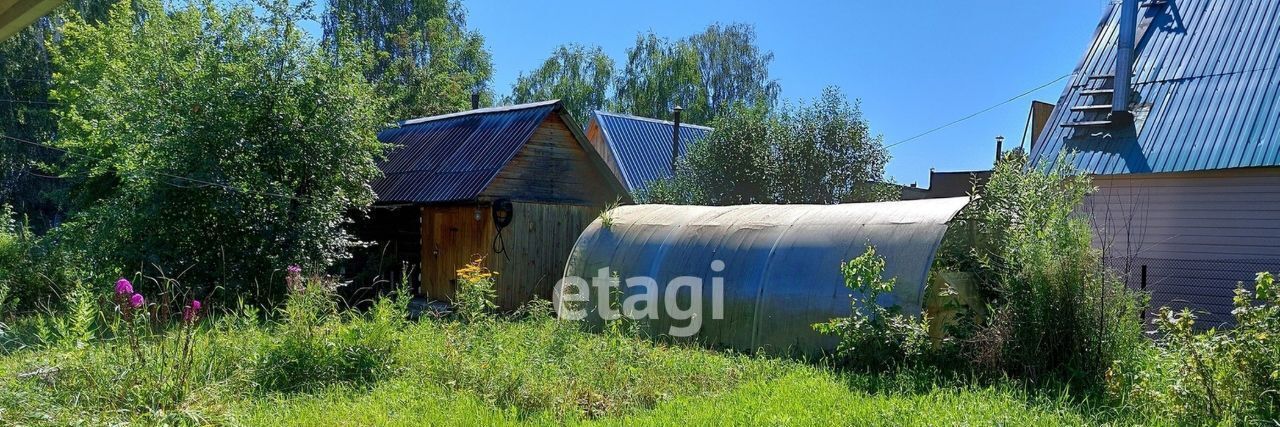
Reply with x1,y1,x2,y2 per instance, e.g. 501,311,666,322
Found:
1109,272,1279,423
256,270,399,393
454,256,498,323
814,246,929,369
938,152,1145,383
638,87,896,205
46,0,386,302
0,204,42,313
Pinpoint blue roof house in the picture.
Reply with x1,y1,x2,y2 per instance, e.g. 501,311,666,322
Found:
585,110,713,194
1029,0,1280,325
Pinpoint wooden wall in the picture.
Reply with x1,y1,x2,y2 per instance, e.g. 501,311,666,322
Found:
419,202,602,309
1085,167,1280,326
482,113,619,206
419,110,626,309
585,118,627,190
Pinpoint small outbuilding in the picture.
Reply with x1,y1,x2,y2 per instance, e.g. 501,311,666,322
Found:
562,197,975,354
368,100,631,309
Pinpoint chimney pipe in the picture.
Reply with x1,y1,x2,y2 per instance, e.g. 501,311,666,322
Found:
470,92,480,110
995,135,1005,164
671,106,683,173
1113,0,1139,122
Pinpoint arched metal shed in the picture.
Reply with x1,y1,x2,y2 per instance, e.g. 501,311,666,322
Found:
561,197,972,354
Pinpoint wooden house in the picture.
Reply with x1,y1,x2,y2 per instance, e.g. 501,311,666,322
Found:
1030,0,1280,326
367,100,630,309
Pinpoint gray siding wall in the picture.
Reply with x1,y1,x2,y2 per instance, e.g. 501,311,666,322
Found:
1086,167,1280,326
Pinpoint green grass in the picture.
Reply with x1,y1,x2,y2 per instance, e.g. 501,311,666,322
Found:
0,310,1142,426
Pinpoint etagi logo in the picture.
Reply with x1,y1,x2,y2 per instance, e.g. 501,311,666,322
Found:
553,260,726,337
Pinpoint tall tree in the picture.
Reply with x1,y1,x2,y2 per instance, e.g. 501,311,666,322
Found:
506,44,613,123
0,0,121,230
640,87,893,205
688,23,780,120
322,0,492,119
612,32,706,122
612,23,779,124
49,0,386,300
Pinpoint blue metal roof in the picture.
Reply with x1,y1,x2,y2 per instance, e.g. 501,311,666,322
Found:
1030,0,1280,175
590,110,713,192
372,101,559,203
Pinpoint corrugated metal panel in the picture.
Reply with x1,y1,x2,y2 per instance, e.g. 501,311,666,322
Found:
591,111,713,192
1031,0,1280,175
372,101,558,203
561,197,971,354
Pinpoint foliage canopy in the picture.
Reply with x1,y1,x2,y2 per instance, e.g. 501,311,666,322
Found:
641,87,894,205
47,0,387,300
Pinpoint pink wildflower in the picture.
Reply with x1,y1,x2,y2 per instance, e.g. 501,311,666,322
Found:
285,264,304,293
129,293,145,308
115,278,133,296
182,300,202,323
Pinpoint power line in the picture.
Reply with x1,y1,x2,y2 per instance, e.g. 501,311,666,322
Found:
885,73,1071,149
0,133,302,200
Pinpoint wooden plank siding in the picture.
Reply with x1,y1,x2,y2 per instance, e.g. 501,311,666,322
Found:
490,202,599,309
421,205,491,302
419,202,602,309
1085,167,1280,326
481,114,617,206
418,111,622,309
585,118,627,190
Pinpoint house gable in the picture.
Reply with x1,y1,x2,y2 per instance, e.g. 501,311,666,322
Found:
481,113,625,206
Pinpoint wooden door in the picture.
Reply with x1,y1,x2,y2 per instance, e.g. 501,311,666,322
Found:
421,206,491,302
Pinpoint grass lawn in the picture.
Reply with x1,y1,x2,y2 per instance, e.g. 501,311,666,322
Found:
0,310,1144,426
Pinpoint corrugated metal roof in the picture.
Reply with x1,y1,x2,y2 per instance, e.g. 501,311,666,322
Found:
1031,0,1280,175
590,110,713,192
372,101,559,203
562,197,972,354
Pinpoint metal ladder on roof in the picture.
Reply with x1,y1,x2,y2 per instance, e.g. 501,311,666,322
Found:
1062,0,1169,129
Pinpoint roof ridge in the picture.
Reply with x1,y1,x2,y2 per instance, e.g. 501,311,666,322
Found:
398,100,561,126
593,110,714,130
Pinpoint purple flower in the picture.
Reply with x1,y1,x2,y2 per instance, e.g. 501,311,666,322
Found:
115,278,133,296
129,293,145,309
287,264,302,274
183,299,202,323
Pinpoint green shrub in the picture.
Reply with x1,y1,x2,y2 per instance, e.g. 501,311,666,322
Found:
46,0,387,303
1110,272,1279,423
814,246,929,369
638,88,897,206
255,272,398,393
0,204,42,313
939,152,1145,383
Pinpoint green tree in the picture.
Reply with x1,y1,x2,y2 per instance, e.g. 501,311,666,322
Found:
613,23,778,124
322,0,492,119
0,0,120,230
773,88,891,204
506,44,613,122
48,0,387,300
613,32,706,122
641,87,893,205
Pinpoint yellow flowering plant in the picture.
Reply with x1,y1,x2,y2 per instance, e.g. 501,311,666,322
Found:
455,256,498,322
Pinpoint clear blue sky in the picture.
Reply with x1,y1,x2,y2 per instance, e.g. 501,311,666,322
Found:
462,0,1112,186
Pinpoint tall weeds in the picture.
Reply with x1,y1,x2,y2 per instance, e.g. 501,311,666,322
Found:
937,152,1145,384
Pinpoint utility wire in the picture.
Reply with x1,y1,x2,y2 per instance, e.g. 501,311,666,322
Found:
885,73,1071,149
0,133,301,200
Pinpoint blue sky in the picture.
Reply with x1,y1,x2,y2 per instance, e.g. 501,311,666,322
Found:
462,0,1112,186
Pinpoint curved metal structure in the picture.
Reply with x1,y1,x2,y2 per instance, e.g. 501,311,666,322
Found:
562,197,971,354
